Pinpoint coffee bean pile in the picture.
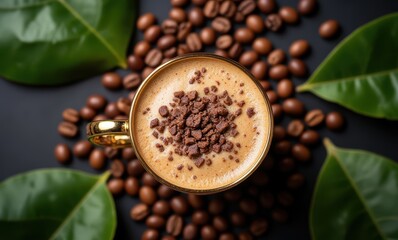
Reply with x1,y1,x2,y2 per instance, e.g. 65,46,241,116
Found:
54,0,345,239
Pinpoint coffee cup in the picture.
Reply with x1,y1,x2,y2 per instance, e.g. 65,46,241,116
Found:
87,53,273,194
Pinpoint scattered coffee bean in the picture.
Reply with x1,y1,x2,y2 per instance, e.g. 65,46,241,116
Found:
238,0,256,16
144,25,162,43
266,90,278,104
127,55,144,71
251,61,268,80
204,1,220,19
105,102,120,118
326,111,345,131
192,210,210,225
287,120,305,137
265,14,283,32
89,148,106,170
162,19,178,35
107,178,124,195
216,35,233,49
277,79,294,98
282,98,305,116
186,33,202,52
157,35,177,50
319,19,340,39
131,203,150,221
137,13,156,31
252,37,273,55
145,49,163,68
166,214,184,237
299,129,320,145
239,50,259,67
279,157,295,172
269,64,289,80
305,109,325,127
111,159,125,178
171,196,189,215
289,39,310,58
146,215,166,229
279,6,299,24
142,229,159,240
125,177,140,196
105,146,119,159
292,143,311,162
139,186,157,205
219,1,237,18
257,0,276,14
298,0,318,15
54,143,71,164
183,223,198,240
134,41,151,57
73,140,92,158
153,200,171,216
212,17,232,33
250,218,268,236
86,95,107,111
234,28,255,44
268,49,286,66
288,59,308,77
169,8,187,23
272,209,288,223
80,106,96,121
246,14,264,33
200,27,217,45
189,7,205,26
273,125,287,141
228,42,243,59
101,72,122,90
62,108,80,123
158,185,176,199
201,225,218,240
192,0,206,6
187,194,205,209
287,172,305,189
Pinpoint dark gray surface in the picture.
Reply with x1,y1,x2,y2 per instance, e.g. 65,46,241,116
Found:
1,0,398,239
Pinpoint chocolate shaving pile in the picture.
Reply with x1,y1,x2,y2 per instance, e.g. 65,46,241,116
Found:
149,86,249,168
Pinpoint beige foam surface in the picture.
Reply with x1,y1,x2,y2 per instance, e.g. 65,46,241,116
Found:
133,56,272,191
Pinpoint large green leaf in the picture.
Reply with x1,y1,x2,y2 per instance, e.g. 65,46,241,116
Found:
0,0,136,85
310,139,398,240
0,169,115,240
298,13,398,120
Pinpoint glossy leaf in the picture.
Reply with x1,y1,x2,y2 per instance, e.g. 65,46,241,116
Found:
298,13,398,120
0,169,115,240
310,139,398,240
0,0,136,85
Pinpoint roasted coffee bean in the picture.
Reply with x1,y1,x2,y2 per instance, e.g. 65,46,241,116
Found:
257,0,276,13
215,49,229,58
213,215,228,232
105,146,119,159
162,19,178,35
326,111,345,130
212,17,231,33
282,98,305,116
177,22,192,41
183,224,198,240
260,80,271,90
153,200,171,216
137,13,156,31
287,172,305,189
142,172,159,187
277,79,294,98
157,35,177,50
93,114,107,121
246,14,265,33
230,211,246,227
192,210,210,225
116,97,131,115
80,106,96,121
223,188,242,201
166,214,184,237
269,64,289,80
62,108,80,123
239,199,258,215
279,157,295,172
105,103,120,118
142,67,155,79
273,125,287,141
234,28,255,44
125,177,140,196
201,225,218,240
187,194,205,209
251,61,268,80
169,8,187,23
54,143,71,164
140,186,157,205
251,170,268,186
272,104,283,119
102,72,122,90
319,19,340,39
288,59,307,77
161,236,176,240
287,120,305,137
250,218,268,236
292,143,311,162
228,42,243,59
131,203,150,221
298,0,318,15
107,178,124,195
252,37,273,55
142,229,159,240
158,185,176,199
171,196,189,215
123,73,141,90
259,191,274,208
300,129,320,145
111,159,125,178
189,7,205,26
89,148,106,170
144,25,162,43
164,47,177,58
219,1,237,18
289,39,310,58
114,115,128,120
272,209,288,223
208,198,224,215
234,11,245,23
146,215,166,229
238,232,253,240
268,49,286,66
238,0,256,16
186,33,202,52
145,49,163,67
192,0,206,5
204,0,220,18
216,35,233,49
171,0,188,7
239,50,259,67
135,41,151,57
266,90,278,104
273,140,292,155
200,27,217,45
305,109,325,127
86,95,107,111
265,14,283,32
73,140,92,158
127,55,144,71
220,233,235,240
279,6,299,24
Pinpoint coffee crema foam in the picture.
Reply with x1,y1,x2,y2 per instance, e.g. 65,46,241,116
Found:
133,57,272,191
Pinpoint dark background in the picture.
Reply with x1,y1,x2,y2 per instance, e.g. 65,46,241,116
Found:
1,0,398,239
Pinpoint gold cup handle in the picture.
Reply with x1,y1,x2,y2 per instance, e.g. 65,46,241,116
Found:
86,120,131,148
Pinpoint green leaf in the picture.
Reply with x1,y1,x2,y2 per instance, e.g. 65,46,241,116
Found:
0,169,116,240
0,0,136,85
310,139,398,240
298,13,398,120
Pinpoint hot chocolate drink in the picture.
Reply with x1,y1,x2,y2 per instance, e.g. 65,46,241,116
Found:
131,55,273,192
